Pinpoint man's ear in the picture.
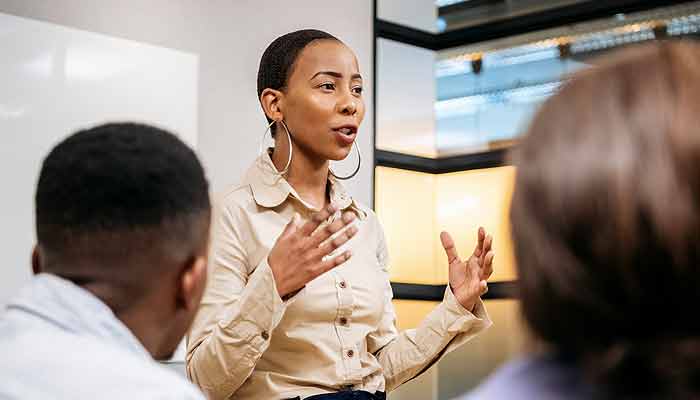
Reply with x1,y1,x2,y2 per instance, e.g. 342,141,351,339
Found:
31,245,42,275
177,256,207,312
260,88,285,122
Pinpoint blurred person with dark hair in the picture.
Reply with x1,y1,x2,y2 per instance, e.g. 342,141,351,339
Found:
459,41,700,400
0,123,211,399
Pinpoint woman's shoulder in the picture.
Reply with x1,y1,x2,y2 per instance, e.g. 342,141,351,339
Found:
217,181,256,205
212,182,258,219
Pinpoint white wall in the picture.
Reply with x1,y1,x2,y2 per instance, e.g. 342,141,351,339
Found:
0,0,374,204
0,12,198,307
0,1,374,303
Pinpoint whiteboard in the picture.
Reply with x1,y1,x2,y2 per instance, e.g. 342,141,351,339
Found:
0,12,199,307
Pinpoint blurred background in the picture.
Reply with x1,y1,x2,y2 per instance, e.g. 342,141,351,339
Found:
376,1,699,399
1,1,698,399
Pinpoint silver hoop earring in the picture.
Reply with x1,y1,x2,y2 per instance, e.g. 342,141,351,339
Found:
259,120,293,176
330,141,361,180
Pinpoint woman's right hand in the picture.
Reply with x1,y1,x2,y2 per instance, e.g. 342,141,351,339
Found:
268,204,358,298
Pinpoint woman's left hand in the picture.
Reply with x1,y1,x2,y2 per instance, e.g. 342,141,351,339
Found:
440,227,495,312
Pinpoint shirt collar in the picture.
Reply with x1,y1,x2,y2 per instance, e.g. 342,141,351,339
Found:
245,150,366,218
7,273,151,359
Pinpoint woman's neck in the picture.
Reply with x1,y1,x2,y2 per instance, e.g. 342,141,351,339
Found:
272,139,329,210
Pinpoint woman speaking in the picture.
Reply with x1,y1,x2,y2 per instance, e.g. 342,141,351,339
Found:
186,30,495,400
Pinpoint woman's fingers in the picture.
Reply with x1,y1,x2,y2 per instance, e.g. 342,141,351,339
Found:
482,251,495,279
306,211,356,249
482,234,493,257
473,227,485,257
310,223,359,260
297,204,337,237
480,280,488,296
440,231,461,264
317,250,353,275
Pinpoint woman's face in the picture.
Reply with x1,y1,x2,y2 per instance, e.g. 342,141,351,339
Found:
280,40,365,161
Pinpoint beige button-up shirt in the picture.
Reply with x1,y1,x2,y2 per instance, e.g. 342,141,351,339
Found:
186,153,492,400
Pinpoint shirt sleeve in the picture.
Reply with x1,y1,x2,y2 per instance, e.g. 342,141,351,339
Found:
365,216,493,392
185,199,298,400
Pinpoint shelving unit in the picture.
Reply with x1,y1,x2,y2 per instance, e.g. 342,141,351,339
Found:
373,0,700,302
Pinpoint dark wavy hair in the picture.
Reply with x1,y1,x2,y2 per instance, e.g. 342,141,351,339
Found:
256,29,340,136
511,41,700,399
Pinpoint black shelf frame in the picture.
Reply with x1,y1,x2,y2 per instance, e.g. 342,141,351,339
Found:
391,281,517,301
375,149,509,174
379,0,698,51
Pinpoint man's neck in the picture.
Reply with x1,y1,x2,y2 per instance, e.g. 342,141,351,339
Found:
83,282,166,359
116,305,170,359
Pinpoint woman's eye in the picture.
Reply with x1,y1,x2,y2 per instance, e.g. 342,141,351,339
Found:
320,83,335,91
352,86,363,95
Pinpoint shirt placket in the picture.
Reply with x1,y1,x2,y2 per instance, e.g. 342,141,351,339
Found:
332,270,361,387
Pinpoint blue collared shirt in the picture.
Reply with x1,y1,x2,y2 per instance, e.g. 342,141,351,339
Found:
0,273,205,399
458,354,598,400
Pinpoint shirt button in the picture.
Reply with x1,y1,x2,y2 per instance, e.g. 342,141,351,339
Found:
339,317,348,325
261,330,269,340
339,281,347,289
346,349,354,358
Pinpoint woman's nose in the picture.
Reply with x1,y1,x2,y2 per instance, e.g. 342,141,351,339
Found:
339,100,357,116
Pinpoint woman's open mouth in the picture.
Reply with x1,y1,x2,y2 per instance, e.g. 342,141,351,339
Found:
332,125,357,146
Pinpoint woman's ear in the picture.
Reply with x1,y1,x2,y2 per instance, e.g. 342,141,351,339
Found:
260,88,285,122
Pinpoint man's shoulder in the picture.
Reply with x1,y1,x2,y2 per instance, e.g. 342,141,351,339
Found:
0,331,204,399
91,348,203,397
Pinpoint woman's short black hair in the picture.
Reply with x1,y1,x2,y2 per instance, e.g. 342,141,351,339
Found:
256,29,340,134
